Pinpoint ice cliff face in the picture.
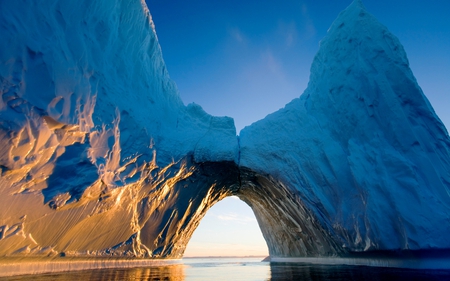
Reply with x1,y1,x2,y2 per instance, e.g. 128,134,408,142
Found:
1,0,449,260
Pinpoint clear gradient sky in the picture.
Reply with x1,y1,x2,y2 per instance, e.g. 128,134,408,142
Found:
145,0,450,256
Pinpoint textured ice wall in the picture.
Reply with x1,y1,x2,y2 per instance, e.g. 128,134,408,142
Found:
240,0,450,253
0,0,238,258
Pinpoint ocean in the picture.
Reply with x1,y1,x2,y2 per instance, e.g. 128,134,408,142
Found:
2,257,450,280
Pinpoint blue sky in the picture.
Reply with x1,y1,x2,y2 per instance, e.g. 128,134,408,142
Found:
145,0,450,256
147,0,450,132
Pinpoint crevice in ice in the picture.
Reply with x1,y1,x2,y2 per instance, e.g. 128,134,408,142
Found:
236,135,242,191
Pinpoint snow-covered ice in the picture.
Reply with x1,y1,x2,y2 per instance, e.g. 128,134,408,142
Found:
1,0,450,274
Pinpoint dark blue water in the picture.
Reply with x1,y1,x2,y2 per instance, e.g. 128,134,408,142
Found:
2,257,450,280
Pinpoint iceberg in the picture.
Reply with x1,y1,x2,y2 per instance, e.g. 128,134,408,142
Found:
0,0,449,274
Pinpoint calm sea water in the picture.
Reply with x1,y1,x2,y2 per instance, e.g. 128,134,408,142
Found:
2,257,450,281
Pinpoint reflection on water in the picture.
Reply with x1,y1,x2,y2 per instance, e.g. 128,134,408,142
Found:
2,264,185,281
2,258,450,281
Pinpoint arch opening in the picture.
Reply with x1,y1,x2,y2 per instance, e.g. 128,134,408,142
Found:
183,196,268,257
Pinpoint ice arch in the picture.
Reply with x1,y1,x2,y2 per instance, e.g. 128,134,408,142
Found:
137,160,344,258
159,163,344,258
1,0,450,266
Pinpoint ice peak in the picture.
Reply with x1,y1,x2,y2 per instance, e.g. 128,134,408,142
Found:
350,0,365,9
319,0,409,70
327,0,370,34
